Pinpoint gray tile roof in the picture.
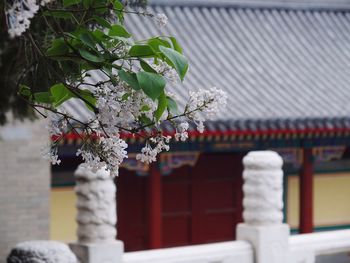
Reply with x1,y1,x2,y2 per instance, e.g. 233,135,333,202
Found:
150,0,350,10
64,2,350,132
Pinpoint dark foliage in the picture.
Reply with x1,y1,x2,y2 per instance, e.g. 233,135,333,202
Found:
0,0,147,125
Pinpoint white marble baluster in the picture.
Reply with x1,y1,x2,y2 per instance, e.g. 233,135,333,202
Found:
237,151,290,263
69,164,123,263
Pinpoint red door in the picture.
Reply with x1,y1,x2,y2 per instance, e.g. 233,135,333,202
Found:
117,152,244,251
116,169,148,251
162,165,192,247
162,152,244,247
191,152,244,244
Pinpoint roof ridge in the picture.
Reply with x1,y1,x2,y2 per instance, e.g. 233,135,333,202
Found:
149,0,350,11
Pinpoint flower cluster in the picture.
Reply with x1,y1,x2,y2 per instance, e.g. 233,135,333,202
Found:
77,136,128,177
40,112,68,165
153,61,178,85
41,145,61,165
90,78,227,167
175,121,189,142
133,87,227,164
41,85,227,169
6,0,39,38
155,13,168,27
187,87,228,132
136,135,171,163
5,0,53,38
95,82,157,134
46,112,68,136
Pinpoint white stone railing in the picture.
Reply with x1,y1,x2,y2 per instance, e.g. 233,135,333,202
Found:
289,229,350,262
69,151,350,263
122,230,350,263
123,240,253,263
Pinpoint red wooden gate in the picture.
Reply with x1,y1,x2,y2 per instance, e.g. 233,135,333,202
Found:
116,169,148,251
116,152,244,251
163,152,244,247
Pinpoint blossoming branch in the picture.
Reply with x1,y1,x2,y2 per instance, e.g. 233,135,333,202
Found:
5,0,228,176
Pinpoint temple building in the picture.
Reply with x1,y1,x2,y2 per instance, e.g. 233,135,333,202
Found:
51,0,350,252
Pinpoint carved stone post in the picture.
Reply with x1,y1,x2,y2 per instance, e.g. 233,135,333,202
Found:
237,151,290,263
69,164,124,263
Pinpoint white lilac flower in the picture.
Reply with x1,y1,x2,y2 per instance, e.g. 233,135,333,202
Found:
164,68,178,85
136,144,156,163
196,121,205,133
175,121,189,142
187,87,228,132
136,135,171,163
41,145,61,165
95,83,157,134
46,112,67,136
77,136,128,177
155,13,168,27
152,61,178,85
6,0,39,38
76,148,105,173
99,136,128,176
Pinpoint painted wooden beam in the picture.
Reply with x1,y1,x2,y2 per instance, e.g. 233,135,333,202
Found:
148,162,162,248
299,148,314,233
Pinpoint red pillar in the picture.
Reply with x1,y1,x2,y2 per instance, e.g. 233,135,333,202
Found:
299,148,314,233
148,162,162,248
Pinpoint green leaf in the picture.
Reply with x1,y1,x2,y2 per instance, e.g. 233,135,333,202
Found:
50,84,73,107
79,89,96,112
83,0,93,8
112,0,124,22
91,29,110,42
148,37,171,53
79,33,97,50
34,92,53,104
167,96,179,115
46,39,69,57
92,0,108,14
63,0,81,7
108,25,131,38
136,72,166,100
128,45,154,57
43,10,73,19
64,32,78,39
92,16,111,29
139,114,152,126
118,69,140,90
169,36,183,54
19,85,31,97
154,92,167,121
79,49,105,63
159,46,188,81
140,60,157,73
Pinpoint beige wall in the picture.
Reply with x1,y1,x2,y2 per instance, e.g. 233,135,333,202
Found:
50,187,77,242
287,172,350,229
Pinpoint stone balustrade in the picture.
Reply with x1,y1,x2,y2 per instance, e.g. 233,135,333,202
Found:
67,151,350,263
